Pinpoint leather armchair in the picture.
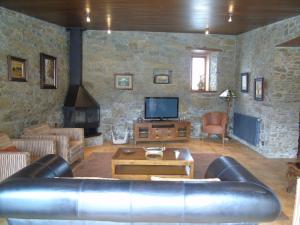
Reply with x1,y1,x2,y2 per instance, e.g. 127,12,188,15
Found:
0,133,56,181
202,112,228,144
22,123,84,164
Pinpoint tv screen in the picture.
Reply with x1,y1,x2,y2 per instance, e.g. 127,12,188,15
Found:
144,97,179,119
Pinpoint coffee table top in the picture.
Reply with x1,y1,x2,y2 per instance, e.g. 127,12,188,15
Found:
112,147,194,179
112,147,193,164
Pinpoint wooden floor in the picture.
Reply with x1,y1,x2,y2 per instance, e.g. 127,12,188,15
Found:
0,138,297,225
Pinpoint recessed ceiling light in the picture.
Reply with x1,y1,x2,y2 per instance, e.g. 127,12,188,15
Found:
194,5,208,11
86,15,91,23
205,27,209,35
228,4,234,13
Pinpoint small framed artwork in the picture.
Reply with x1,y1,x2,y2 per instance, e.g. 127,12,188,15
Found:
153,68,172,84
154,74,170,84
7,56,27,82
254,77,264,101
114,73,133,90
40,53,57,89
241,72,249,92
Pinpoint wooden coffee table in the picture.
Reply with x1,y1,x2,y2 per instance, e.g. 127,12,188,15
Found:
111,148,194,180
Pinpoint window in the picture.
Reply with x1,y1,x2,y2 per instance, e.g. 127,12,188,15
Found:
190,52,218,92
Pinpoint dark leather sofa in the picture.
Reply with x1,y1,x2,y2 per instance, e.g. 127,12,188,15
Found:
0,154,281,225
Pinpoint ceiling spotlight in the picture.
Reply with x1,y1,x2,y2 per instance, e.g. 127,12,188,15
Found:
228,4,234,13
107,29,111,34
205,27,209,35
228,14,232,23
86,15,91,23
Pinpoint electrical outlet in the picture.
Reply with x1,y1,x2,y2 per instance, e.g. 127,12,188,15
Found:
261,141,264,146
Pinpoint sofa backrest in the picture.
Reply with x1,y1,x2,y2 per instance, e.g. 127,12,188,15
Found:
23,123,50,135
0,155,281,224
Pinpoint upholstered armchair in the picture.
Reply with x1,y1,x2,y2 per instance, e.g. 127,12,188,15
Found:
202,112,228,144
22,123,84,164
0,133,56,181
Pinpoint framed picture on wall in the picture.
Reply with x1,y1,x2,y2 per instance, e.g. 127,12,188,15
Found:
154,74,170,84
241,72,249,92
114,73,133,90
40,53,57,89
7,56,27,82
153,68,172,84
254,77,264,101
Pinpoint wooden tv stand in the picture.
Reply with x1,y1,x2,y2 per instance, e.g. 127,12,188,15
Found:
134,120,191,143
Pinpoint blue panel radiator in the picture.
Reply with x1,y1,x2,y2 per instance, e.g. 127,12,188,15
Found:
233,113,261,146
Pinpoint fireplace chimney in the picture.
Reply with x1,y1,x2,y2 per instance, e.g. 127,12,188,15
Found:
63,28,100,137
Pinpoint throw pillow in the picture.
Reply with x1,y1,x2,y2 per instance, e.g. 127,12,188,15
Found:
150,176,221,182
0,145,18,152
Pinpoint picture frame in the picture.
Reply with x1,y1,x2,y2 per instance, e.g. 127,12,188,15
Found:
40,53,57,89
153,68,172,84
254,77,264,101
241,72,249,92
114,73,133,90
7,56,27,82
153,74,170,84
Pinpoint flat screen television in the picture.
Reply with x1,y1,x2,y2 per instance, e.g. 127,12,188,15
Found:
144,97,179,120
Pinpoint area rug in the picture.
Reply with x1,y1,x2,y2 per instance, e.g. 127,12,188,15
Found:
73,152,220,178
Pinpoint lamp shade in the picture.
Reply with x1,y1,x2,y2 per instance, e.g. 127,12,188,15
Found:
219,89,236,98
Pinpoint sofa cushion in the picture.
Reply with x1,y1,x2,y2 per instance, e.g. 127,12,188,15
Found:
151,176,220,182
203,125,224,134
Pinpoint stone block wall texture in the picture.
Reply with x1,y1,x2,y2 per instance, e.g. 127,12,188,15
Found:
235,15,300,158
1,6,299,158
82,31,237,140
0,7,69,137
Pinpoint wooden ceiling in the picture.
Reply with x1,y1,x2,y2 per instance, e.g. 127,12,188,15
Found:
277,37,300,47
1,0,300,34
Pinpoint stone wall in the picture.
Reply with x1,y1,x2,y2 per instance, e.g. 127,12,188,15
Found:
0,7,69,137
235,15,300,158
82,31,237,140
2,6,298,158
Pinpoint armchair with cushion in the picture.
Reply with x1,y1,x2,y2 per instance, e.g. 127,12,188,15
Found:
22,123,84,164
0,133,56,181
202,112,228,144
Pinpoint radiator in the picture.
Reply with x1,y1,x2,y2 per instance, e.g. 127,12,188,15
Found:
233,113,261,146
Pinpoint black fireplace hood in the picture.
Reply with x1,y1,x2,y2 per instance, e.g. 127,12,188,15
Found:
64,28,99,108
64,85,98,108
63,28,100,136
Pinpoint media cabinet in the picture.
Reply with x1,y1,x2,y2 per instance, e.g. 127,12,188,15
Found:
134,120,191,143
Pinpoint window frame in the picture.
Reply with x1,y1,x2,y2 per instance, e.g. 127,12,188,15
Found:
190,53,212,92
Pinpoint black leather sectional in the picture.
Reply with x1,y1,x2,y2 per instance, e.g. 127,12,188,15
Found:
0,154,281,225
